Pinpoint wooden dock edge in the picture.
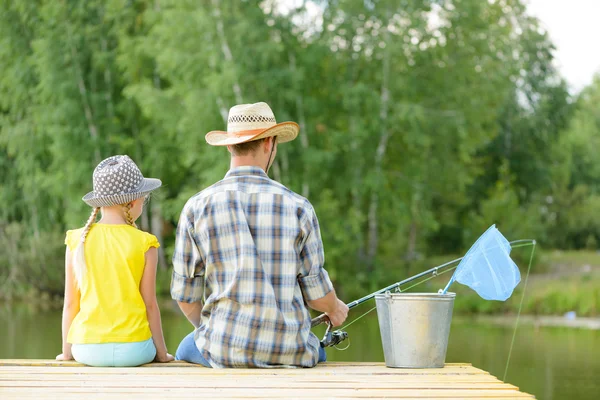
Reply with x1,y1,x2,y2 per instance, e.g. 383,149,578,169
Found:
0,360,535,399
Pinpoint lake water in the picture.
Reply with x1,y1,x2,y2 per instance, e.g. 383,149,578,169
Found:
1,302,598,399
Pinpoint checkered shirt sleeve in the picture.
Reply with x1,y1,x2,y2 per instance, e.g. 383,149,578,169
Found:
171,205,205,303
297,207,334,301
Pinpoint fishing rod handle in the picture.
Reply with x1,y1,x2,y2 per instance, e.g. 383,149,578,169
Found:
311,313,329,327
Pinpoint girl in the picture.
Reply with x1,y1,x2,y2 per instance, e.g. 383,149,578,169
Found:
56,155,173,366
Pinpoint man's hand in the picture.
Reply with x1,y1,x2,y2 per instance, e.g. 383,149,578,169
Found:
325,299,349,327
307,290,349,327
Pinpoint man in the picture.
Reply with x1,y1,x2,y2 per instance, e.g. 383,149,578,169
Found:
171,102,348,368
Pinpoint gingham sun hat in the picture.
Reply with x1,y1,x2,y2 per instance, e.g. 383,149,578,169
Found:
205,102,299,146
82,155,162,208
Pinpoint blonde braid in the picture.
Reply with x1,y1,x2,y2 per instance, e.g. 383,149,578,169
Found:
123,203,138,228
72,207,100,286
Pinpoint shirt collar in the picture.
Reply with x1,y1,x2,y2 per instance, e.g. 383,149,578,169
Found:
225,166,269,179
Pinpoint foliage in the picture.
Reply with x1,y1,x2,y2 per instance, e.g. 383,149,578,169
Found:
0,223,66,299
0,0,597,300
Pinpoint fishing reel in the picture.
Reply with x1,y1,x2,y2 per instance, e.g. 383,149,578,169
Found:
319,323,349,348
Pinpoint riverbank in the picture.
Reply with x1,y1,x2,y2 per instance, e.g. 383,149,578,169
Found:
2,249,599,318
454,315,600,330
413,249,600,317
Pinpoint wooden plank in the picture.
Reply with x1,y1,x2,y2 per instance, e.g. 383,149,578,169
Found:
0,396,531,400
0,360,535,399
0,359,471,368
0,397,532,400
0,387,534,398
0,373,505,383
0,379,519,390
0,395,533,400
0,365,489,376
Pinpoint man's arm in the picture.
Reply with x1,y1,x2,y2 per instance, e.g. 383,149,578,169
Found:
171,205,206,328
297,206,349,327
306,290,348,327
177,301,202,328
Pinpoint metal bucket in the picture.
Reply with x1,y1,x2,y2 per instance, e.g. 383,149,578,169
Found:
375,292,455,368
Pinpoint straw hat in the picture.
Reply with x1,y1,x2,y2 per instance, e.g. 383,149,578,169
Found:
205,102,299,146
82,155,162,208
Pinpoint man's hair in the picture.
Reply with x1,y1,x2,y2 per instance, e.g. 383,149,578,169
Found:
230,138,266,156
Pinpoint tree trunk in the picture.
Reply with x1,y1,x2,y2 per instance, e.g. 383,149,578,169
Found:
101,38,115,120
211,0,243,104
141,206,150,231
366,23,392,271
216,96,229,124
272,159,282,183
349,117,365,263
149,50,166,269
30,201,40,240
67,24,101,164
366,192,379,272
407,221,417,260
289,53,310,198
131,116,149,231
406,191,420,261
151,202,168,269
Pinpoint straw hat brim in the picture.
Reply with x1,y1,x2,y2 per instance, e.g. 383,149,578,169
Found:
82,178,162,208
205,122,299,146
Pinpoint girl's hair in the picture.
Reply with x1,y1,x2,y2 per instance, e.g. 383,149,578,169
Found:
72,207,100,286
72,202,139,286
123,203,138,228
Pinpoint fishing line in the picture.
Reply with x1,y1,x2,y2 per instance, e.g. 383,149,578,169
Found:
322,238,537,367
334,336,351,351
339,262,460,331
503,240,536,381
340,305,377,331
400,264,457,292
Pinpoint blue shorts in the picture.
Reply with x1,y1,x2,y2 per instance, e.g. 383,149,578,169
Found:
175,331,326,367
72,338,156,367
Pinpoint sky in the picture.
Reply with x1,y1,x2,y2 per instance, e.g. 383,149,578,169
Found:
526,0,600,93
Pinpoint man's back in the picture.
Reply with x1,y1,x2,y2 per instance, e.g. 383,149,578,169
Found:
171,166,333,367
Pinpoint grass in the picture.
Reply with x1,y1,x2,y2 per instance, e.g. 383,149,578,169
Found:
404,272,600,317
389,248,600,317
521,275,600,316
540,249,600,269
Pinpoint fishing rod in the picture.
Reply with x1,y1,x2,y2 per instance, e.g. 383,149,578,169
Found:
311,259,460,328
313,238,536,348
312,259,460,348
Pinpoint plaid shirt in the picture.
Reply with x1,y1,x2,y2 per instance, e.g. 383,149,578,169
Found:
171,166,333,368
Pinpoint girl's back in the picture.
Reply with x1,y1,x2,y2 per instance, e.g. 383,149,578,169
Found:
65,224,159,344
57,155,173,367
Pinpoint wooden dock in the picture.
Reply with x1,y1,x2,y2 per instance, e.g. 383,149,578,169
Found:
0,360,534,399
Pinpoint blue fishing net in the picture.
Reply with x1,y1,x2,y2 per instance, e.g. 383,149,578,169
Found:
443,225,521,301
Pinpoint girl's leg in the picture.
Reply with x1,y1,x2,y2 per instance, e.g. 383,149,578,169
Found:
72,343,116,367
175,331,211,367
73,339,156,367
113,338,157,367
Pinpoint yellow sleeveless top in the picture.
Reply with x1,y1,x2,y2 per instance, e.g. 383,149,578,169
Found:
65,224,159,344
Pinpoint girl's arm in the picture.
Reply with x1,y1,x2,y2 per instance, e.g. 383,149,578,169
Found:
141,247,173,363
56,248,80,361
